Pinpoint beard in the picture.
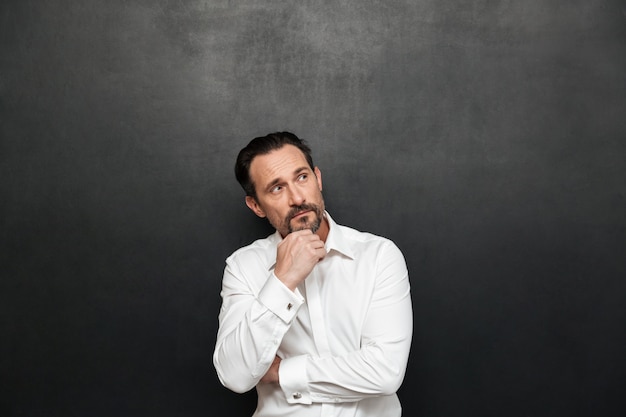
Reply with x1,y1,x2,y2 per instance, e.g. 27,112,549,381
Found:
285,203,324,234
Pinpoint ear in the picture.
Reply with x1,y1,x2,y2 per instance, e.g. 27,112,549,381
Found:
245,196,266,218
314,167,323,191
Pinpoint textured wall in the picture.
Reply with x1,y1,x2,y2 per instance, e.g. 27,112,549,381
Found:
2,1,625,415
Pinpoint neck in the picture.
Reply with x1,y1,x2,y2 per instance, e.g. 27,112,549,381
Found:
316,214,330,243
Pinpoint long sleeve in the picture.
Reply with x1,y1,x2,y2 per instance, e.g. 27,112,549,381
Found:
213,256,304,394
279,240,413,404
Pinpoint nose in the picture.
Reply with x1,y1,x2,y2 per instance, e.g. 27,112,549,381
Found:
288,187,305,206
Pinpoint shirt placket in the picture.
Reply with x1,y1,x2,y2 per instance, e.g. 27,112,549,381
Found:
306,266,344,417
304,266,331,356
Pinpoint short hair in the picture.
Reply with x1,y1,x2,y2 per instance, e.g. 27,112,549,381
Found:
235,131,315,199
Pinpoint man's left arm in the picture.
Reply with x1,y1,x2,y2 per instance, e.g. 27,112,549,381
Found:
277,241,413,404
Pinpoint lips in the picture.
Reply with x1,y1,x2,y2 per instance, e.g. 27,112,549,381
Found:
291,210,311,220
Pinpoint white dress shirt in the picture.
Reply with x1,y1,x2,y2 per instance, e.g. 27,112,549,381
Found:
213,212,413,417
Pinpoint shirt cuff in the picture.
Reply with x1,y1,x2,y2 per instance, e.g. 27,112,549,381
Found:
279,354,311,405
257,272,304,323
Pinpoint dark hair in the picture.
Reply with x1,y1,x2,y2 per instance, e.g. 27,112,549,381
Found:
235,131,314,198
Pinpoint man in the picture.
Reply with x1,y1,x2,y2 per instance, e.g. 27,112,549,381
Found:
213,132,413,416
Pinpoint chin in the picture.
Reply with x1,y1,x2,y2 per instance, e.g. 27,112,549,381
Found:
289,218,321,234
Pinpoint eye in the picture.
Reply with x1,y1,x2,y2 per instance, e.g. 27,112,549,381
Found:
270,185,283,194
297,173,307,182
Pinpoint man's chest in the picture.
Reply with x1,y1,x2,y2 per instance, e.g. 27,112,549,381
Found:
278,256,376,357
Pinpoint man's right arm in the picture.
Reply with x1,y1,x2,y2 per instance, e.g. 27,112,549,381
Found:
213,260,303,393
213,230,324,393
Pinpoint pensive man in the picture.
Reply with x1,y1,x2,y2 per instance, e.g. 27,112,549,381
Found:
213,131,413,416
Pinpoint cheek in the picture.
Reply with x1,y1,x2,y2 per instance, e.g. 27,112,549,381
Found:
265,206,287,222
312,188,324,203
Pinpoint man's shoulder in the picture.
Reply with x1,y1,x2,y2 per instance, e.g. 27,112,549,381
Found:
336,222,390,242
334,222,407,271
226,233,277,263
335,222,399,252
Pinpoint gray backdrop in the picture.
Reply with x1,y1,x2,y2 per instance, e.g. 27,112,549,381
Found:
2,0,625,416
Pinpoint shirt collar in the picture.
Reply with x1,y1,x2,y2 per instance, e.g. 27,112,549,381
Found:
323,211,355,260
266,211,354,271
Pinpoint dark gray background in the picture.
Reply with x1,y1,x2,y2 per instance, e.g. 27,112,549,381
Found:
2,1,625,416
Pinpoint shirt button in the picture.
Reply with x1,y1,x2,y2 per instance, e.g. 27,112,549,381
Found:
292,392,302,399
287,303,293,310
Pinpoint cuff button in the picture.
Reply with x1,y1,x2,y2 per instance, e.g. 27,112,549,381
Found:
292,392,302,399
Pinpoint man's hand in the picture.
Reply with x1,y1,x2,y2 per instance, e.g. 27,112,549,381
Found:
260,356,281,384
274,229,326,291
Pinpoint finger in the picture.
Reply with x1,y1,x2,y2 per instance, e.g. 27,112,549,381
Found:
278,229,312,246
288,233,321,247
290,229,313,236
311,240,325,250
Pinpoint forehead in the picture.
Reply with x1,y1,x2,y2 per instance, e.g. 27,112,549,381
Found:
249,144,309,184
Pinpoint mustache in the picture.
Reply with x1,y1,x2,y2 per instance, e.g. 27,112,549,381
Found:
286,204,320,220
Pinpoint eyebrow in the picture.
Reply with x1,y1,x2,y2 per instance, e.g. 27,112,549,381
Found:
265,166,310,190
